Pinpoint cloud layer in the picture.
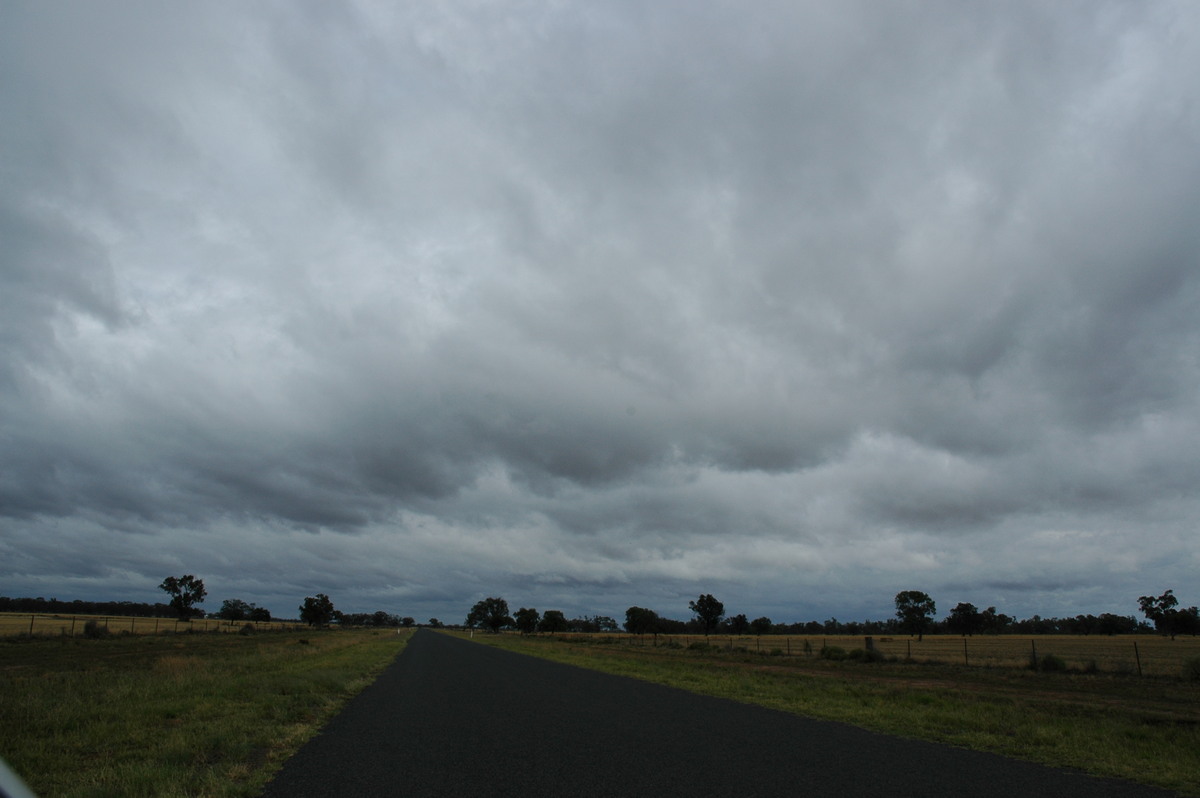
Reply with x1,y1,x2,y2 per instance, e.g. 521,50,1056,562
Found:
3,1,1198,623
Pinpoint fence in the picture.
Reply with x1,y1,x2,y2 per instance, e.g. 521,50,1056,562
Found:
582,632,1199,678
0,612,304,638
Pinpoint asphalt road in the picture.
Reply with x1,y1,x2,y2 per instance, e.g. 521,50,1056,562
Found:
262,629,1177,797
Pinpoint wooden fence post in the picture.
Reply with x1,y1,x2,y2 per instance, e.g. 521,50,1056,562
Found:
1133,641,1142,677
28,615,35,636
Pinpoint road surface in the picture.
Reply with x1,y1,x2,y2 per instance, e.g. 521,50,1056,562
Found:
263,629,1176,797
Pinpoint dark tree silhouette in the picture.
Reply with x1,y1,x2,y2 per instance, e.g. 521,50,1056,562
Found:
894,590,936,641
466,597,512,632
688,594,725,637
514,607,540,634
159,575,207,619
299,593,336,627
538,610,568,633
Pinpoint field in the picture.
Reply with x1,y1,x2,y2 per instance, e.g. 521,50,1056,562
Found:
0,612,304,638
464,631,1200,795
0,627,410,797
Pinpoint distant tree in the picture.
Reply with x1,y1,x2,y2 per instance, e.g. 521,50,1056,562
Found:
1139,590,1198,640
299,593,336,627
466,597,512,632
749,616,773,636
946,602,982,636
427,618,443,628
159,575,207,619
894,591,936,641
248,606,272,622
593,616,619,632
624,606,660,635
538,609,568,633
401,617,415,628
689,594,725,637
514,607,540,634
727,613,750,635
217,598,253,621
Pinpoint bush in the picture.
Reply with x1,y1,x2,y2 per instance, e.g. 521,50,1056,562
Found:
688,641,714,652
1037,654,1068,672
83,620,109,639
820,645,848,661
1183,657,1200,682
239,623,255,636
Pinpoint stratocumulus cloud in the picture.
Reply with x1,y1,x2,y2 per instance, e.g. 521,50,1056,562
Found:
2,1,1198,624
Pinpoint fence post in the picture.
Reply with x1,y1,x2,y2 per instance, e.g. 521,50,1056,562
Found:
29,615,35,636
1031,639,1037,669
963,638,968,666
1133,641,1142,677
71,616,76,637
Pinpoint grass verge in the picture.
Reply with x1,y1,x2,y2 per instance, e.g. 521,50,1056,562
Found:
463,633,1200,796
0,628,410,797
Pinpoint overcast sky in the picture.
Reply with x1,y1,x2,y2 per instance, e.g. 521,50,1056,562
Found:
2,2,1198,626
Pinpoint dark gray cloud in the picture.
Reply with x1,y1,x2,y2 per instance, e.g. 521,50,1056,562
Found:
2,1,1198,624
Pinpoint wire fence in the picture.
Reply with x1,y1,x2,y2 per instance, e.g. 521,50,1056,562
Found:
573,632,1200,678
0,612,304,637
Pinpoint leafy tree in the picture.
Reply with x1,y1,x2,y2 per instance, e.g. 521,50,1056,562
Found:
249,606,272,622
514,607,540,634
401,617,415,628
624,606,660,635
979,606,1011,634
1139,590,1199,640
946,602,982,636
299,593,336,627
688,594,725,637
217,598,252,621
727,613,750,635
749,616,773,636
466,597,512,632
538,609,568,633
427,618,443,628
159,575,207,619
894,590,936,641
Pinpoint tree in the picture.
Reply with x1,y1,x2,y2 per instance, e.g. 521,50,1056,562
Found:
688,594,725,637
727,613,750,635
538,609,568,633
299,593,336,627
946,602,982,636
217,598,252,621
1139,590,1198,640
249,606,272,622
514,607,540,634
894,590,936,641
466,597,512,632
750,616,773,636
624,606,660,635
159,575,207,619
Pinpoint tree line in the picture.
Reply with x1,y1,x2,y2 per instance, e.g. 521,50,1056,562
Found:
464,589,1199,639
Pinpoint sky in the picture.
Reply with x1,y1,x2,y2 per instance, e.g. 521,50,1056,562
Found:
2,1,1198,626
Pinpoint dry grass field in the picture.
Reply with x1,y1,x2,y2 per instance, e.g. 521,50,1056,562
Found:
605,632,1200,678
0,611,303,637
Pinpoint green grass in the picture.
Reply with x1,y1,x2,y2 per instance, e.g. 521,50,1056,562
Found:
0,628,410,797
463,633,1200,796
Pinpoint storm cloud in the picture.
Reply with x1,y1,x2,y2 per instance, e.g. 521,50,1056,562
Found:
2,1,1198,624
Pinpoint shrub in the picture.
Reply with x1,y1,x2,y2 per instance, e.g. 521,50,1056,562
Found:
768,648,784,657
1183,657,1200,682
1038,654,1068,672
239,623,255,636
820,645,847,661
83,620,109,639
688,641,714,652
